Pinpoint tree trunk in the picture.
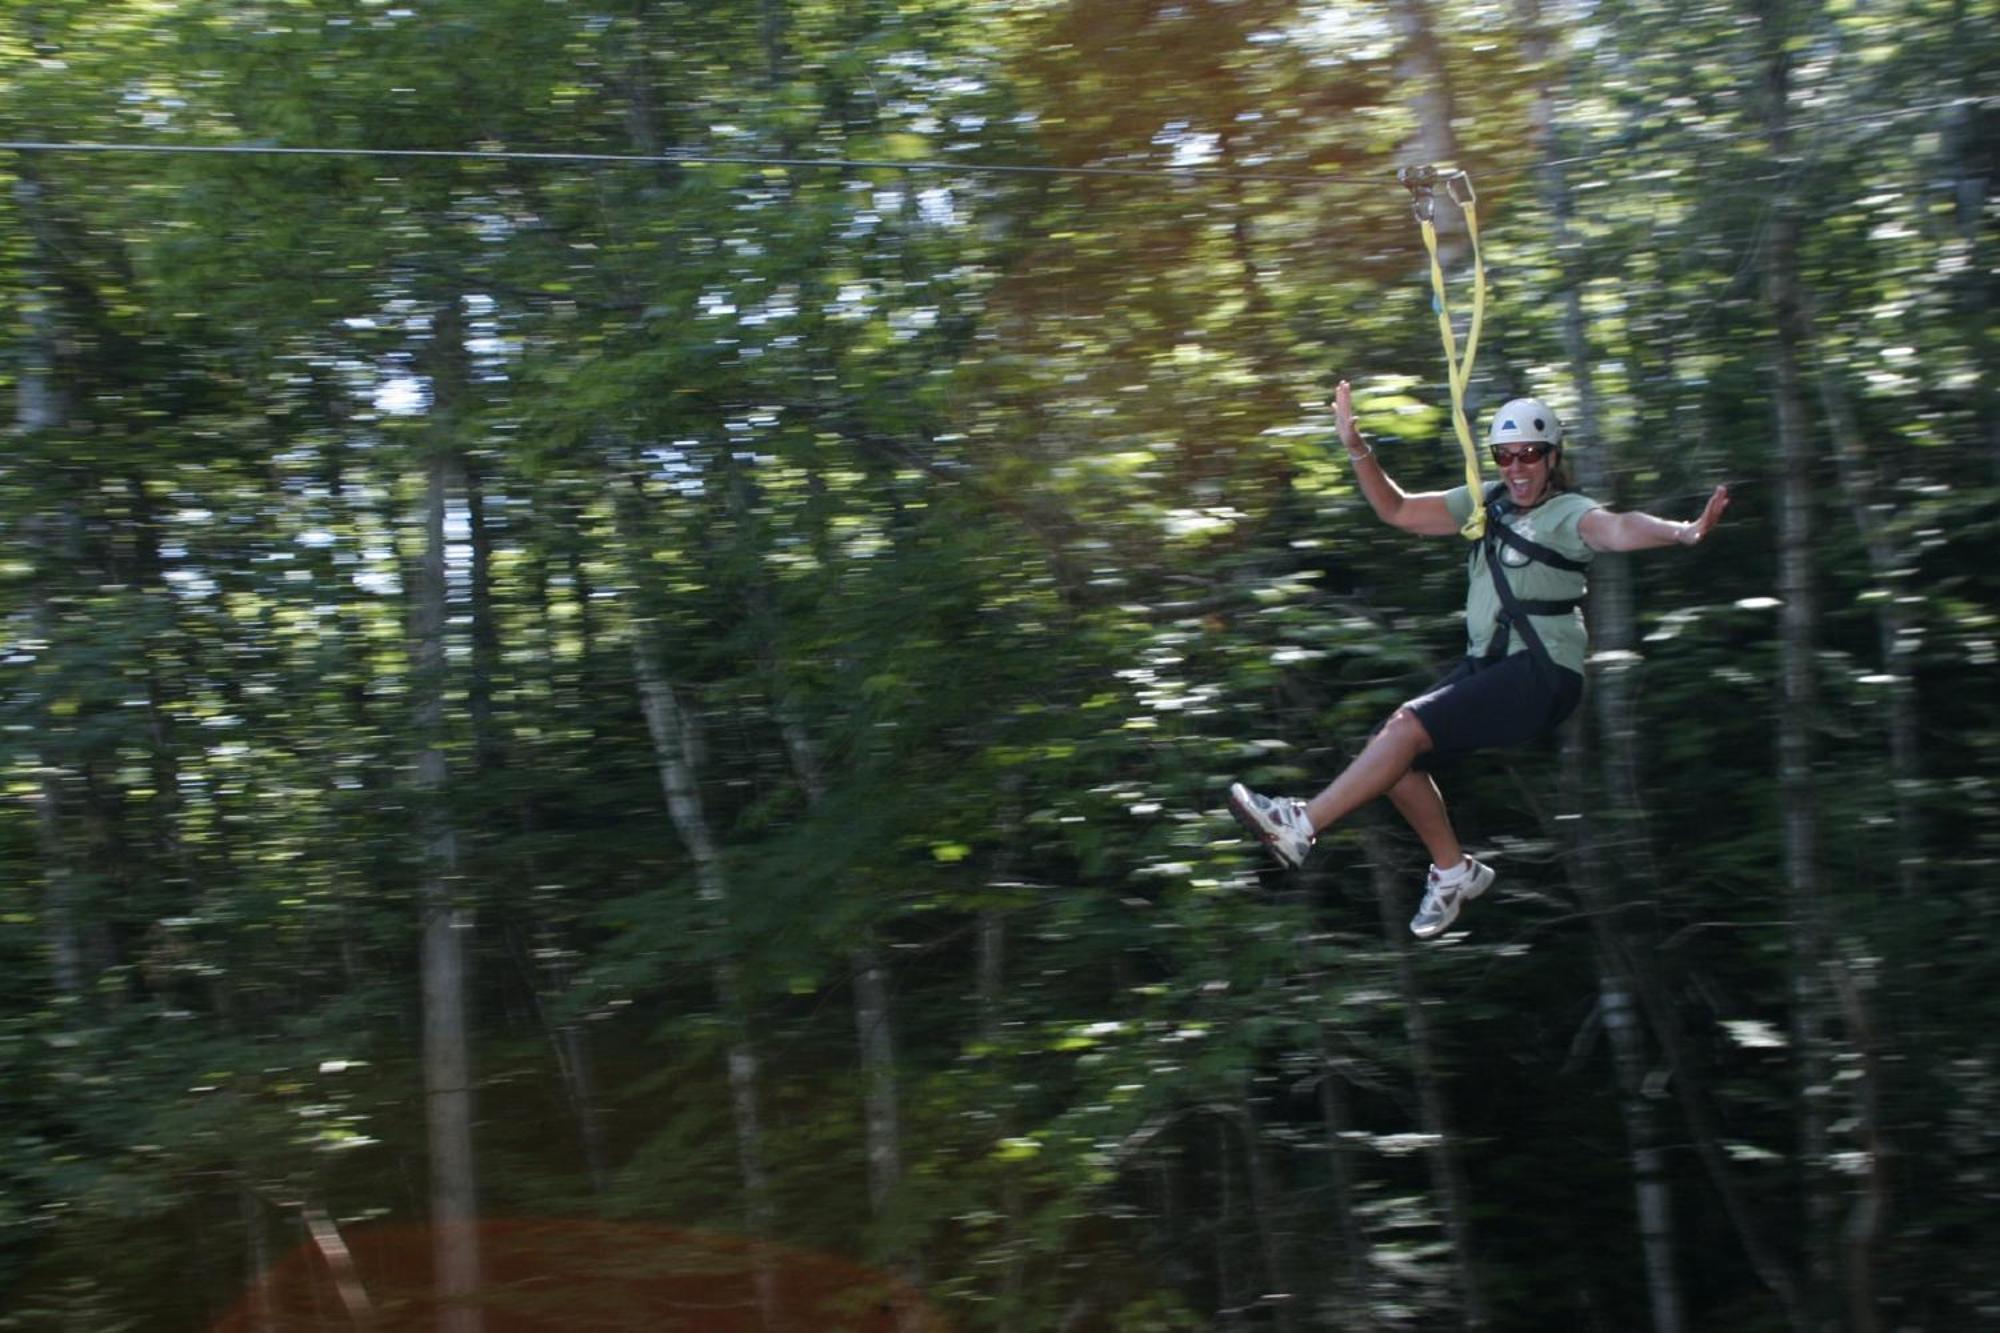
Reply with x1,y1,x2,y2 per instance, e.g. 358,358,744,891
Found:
1392,0,1463,216
852,946,904,1215
760,0,788,94
1549,166,1685,1333
13,175,64,435
602,51,778,1309
1517,11,1686,1326
465,458,504,776
542,928,611,1195
978,886,1029,1328
533,545,614,1191
237,1187,276,1333
1240,1088,1297,1333
1562,722,1684,1333
625,564,778,1327
470,479,611,1193
15,173,85,1007
415,441,482,1333
1756,5,1852,1324
1939,3,1999,477
1808,316,1922,897
1315,1026,1375,1329
725,449,918,1317
1393,0,1454,164
1214,1114,1245,1331
1801,316,1904,1307
1512,13,1814,1321
1796,199,1896,1333
36,763,82,1004
1361,823,1488,1330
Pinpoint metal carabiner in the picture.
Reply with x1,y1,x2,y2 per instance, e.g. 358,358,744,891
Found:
1398,164,1439,223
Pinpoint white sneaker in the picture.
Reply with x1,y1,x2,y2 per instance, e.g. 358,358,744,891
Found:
1227,782,1315,868
1409,857,1494,938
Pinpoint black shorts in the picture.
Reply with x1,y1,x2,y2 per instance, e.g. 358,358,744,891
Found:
1405,652,1583,768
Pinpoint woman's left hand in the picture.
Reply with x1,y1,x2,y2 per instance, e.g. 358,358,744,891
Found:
1679,485,1731,545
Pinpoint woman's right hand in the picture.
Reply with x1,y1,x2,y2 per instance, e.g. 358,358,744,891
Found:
1332,379,1362,451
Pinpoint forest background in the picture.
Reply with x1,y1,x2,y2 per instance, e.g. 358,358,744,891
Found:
3,0,1996,1330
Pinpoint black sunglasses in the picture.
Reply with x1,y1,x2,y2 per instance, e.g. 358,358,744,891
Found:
1491,444,1553,467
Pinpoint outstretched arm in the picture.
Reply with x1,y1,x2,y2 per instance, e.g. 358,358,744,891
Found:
1580,485,1731,553
1333,380,1460,537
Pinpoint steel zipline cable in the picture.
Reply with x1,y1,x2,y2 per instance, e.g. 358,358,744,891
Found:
0,138,1371,187
0,94,1988,188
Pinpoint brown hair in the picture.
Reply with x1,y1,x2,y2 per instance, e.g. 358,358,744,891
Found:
1548,446,1576,494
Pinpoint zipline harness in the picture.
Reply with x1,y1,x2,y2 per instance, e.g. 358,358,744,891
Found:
1399,165,1488,541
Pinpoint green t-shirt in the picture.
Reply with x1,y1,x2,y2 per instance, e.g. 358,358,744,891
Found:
1443,486,1602,673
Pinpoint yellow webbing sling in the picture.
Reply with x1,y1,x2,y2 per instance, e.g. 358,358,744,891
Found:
1399,166,1488,540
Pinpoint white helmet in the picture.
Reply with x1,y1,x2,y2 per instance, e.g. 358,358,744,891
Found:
1488,398,1564,448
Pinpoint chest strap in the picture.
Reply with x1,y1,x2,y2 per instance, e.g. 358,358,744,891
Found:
1480,488,1586,665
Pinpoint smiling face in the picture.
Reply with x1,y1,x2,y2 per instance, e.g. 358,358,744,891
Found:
1493,443,1556,508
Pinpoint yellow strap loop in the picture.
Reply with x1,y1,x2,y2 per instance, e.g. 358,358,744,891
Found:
1411,170,1489,540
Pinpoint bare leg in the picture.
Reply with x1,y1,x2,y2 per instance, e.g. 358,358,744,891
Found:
1302,708,1436,833
1386,769,1464,871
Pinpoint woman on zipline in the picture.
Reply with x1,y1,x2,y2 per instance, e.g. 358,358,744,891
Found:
1229,380,1731,938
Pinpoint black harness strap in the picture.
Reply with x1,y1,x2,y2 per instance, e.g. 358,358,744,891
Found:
1479,485,1586,666
1487,508,1589,574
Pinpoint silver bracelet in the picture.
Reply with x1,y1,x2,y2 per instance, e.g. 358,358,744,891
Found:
1345,440,1374,462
